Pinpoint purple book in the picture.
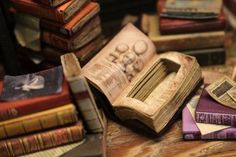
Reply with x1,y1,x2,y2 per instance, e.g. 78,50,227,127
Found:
183,106,236,140
195,89,236,126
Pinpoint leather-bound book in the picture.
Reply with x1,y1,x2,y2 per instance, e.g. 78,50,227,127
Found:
158,0,226,35
42,16,102,51
41,2,100,36
11,0,89,23
37,0,70,7
224,0,236,15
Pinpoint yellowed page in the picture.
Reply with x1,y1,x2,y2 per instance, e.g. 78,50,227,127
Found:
82,24,156,103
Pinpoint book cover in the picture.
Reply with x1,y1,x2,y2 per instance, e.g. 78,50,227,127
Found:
147,14,226,52
37,0,71,7
182,88,236,140
82,23,202,134
42,16,102,51
0,122,84,157
0,104,78,139
11,0,88,23
40,2,100,36
196,88,236,126
158,0,226,35
224,0,236,16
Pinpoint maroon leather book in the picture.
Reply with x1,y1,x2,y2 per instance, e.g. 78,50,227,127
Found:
11,0,88,23
224,0,236,15
158,0,226,35
196,88,236,126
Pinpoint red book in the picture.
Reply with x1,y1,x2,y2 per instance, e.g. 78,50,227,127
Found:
37,0,71,7
196,88,236,126
0,78,70,121
11,0,88,23
41,2,100,36
158,0,226,35
224,0,236,15
42,15,102,51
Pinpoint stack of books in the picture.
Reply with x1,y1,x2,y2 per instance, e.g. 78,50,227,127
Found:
146,0,227,66
183,76,236,140
11,0,104,66
0,67,85,156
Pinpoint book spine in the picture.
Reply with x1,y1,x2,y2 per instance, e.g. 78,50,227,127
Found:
196,112,236,126
11,0,64,22
70,77,104,133
42,31,71,50
0,122,84,157
0,92,70,121
0,104,78,139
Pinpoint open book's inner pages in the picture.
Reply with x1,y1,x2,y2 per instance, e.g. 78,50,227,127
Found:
82,24,156,103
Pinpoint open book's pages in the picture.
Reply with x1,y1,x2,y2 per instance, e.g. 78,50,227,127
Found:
82,23,202,134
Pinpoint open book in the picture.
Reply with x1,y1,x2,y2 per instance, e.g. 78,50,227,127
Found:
82,23,202,134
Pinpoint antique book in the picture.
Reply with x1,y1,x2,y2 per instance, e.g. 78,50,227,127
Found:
224,6,236,30
82,23,202,134
0,122,84,157
42,16,101,51
0,104,78,140
61,53,104,133
196,88,236,126
147,14,226,52
183,102,235,140
37,0,70,7
11,0,88,23
40,2,100,36
224,0,236,16
0,67,71,121
158,0,226,35
161,0,222,19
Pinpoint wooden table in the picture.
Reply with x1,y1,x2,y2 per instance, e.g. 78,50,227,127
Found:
107,119,236,157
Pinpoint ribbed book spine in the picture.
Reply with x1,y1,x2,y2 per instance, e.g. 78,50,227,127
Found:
196,112,236,126
0,122,84,157
0,104,78,139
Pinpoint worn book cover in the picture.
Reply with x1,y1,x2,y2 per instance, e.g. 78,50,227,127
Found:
40,2,100,36
42,16,102,51
11,0,88,23
82,23,202,134
37,0,71,7
158,0,226,35
147,14,226,52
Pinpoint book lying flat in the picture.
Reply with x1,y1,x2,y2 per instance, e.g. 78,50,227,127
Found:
11,0,88,23
158,0,226,35
37,0,71,7
147,14,225,52
41,2,100,36
82,23,202,134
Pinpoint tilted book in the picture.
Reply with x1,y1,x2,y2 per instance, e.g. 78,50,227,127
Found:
37,0,71,7
40,2,100,36
42,16,102,51
0,122,84,157
158,0,226,35
147,14,226,52
82,23,202,134
61,53,105,133
196,88,236,126
11,0,88,23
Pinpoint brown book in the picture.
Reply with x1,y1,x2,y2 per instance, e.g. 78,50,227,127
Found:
0,122,84,157
11,0,89,23
0,104,78,140
82,23,202,134
37,0,71,7
42,16,102,51
40,2,100,36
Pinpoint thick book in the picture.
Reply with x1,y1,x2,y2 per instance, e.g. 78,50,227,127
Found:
82,23,202,134
158,0,226,35
42,16,102,51
196,88,236,126
0,122,84,157
147,14,226,52
0,67,71,121
61,53,105,133
40,2,100,36
11,0,88,23
37,0,70,7
0,104,78,139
